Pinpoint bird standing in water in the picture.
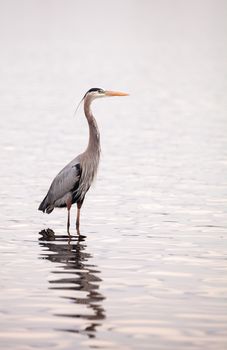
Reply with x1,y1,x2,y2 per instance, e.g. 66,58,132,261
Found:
38,88,128,234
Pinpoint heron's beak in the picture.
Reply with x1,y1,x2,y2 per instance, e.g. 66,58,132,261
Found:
105,90,129,97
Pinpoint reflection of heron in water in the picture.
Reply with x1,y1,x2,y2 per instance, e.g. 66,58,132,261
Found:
39,229,105,338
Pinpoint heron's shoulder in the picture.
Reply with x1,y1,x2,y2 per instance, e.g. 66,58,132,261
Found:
49,157,81,189
47,158,81,199
58,156,81,176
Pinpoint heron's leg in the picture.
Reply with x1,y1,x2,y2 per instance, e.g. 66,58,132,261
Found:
67,209,70,234
76,201,83,232
66,199,72,235
76,208,80,228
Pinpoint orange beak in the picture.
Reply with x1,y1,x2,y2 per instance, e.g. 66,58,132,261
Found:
105,90,129,97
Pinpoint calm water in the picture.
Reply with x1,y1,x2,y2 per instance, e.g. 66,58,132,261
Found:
0,1,227,349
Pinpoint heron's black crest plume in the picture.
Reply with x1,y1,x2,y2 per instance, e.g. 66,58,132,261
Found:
86,88,104,95
74,97,84,117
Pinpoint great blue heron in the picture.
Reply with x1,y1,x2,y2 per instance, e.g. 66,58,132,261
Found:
38,88,128,234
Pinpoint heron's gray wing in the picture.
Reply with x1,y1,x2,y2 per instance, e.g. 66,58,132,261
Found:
47,162,81,204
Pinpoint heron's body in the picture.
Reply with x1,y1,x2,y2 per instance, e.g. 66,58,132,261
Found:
38,88,128,234
38,157,82,213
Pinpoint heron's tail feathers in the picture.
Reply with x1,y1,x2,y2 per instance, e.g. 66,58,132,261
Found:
46,205,54,214
38,195,54,214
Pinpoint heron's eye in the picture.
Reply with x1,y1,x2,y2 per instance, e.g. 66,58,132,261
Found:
98,89,104,94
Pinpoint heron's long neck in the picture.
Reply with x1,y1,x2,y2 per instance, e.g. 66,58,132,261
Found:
84,98,100,156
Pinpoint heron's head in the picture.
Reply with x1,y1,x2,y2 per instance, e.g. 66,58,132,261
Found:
84,88,129,101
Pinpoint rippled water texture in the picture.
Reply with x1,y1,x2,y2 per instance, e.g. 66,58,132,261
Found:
0,1,227,349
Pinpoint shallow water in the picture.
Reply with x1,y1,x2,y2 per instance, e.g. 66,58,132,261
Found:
0,1,227,349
